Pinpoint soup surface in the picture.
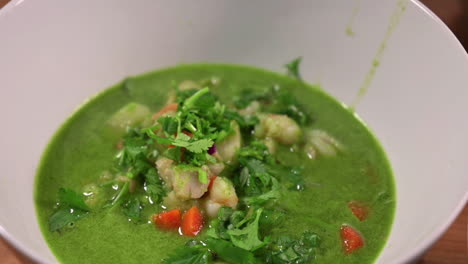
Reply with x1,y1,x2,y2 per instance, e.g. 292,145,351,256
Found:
35,64,395,264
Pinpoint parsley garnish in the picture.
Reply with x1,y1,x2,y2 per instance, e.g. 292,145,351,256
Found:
113,128,166,206
233,85,310,125
121,196,143,223
259,232,321,263
48,188,90,232
226,208,268,251
284,57,303,80
162,242,212,264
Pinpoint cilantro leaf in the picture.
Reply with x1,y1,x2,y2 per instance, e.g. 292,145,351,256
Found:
226,208,268,251
115,128,155,179
259,232,321,264
238,140,274,164
265,86,309,125
183,88,216,110
243,178,281,206
108,182,129,207
113,127,166,205
49,188,90,232
270,165,305,191
233,89,270,110
207,207,246,241
185,139,214,153
121,196,142,223
171,133,192,148
232,84,309,125
49,207,88,232
205,238,257,264
163,147,183,163
144,168,166,203
284,57,302,80
162,244,211,264
176,89,199,105
159,116,179,135
236,142,278,199
258,209,286,233
58,188,90,211
224,110,259,130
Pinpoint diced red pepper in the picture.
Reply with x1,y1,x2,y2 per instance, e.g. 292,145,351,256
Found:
181,206,204,237
152,103,178,120
348,201,369,221
341,225,364,254
153,209,182,230
208,176,218,191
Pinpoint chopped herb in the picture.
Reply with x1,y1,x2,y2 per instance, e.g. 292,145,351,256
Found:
226,208,268,251
49,207,88,232
48,188,90,232
243,179,281,206
259,232,321,263
144,168,166,203
205,238,257,264
162,242,212,264
58,188,90,211
121,196,142,222
284,57,302,80
108,182,129,207
258,209,286,233
265,86,309,125
113,128,166,203
159,116,179,135
176,89,199,105
271,164,306,191
233,89,271,109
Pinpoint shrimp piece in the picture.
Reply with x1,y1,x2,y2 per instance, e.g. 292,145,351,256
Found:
172,168,209,200
255,114,302,145
203,177,238,218
216,121,242,164
304,129,344,159
155,157,175,186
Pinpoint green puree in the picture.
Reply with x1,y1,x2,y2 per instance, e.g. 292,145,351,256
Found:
35,64,395,264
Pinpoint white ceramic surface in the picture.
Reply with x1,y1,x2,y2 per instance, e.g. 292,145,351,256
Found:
0,0,467,263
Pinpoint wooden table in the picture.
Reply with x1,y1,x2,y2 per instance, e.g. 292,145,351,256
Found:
0,0,467,263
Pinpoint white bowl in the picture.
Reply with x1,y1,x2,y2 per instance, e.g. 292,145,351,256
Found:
0,0,467,263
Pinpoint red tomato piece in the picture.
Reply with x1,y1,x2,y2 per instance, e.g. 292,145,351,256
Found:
341,225,364,254
181,206,204,237
348,201,369,221
153,209,182,230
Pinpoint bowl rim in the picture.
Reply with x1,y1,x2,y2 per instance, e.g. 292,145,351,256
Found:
0,0,467,263
390,0,468,263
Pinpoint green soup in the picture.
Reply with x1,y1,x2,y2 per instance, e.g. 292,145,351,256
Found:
35,64,395,264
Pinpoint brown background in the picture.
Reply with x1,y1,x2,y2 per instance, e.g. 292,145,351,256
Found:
0,0,467,263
